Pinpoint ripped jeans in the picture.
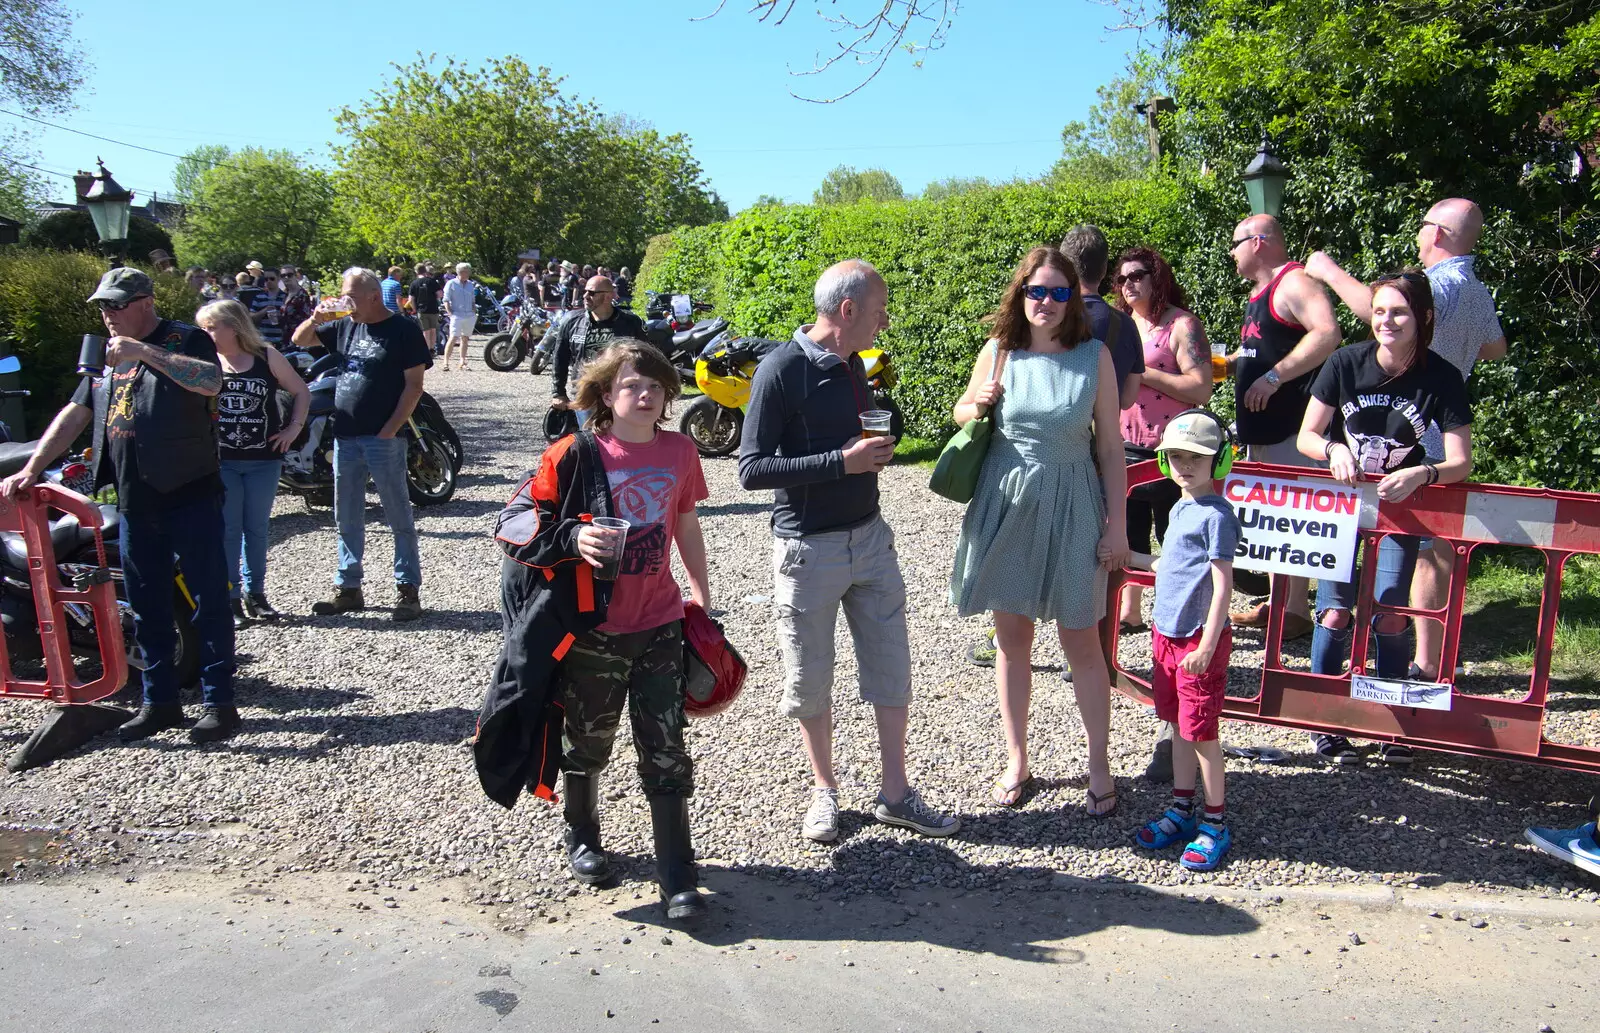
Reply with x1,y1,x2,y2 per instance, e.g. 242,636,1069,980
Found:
1310,534,1426,679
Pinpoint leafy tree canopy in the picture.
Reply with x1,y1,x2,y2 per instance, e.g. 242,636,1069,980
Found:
920,176,994,202
814,165,905,204
0,0,83,114
332,55,726,275
172,148,357,273
170,145,232,204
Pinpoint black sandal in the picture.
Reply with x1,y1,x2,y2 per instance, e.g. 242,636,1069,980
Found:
1085,785,1119,819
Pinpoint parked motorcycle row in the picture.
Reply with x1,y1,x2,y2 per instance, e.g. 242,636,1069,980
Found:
488,288,906,460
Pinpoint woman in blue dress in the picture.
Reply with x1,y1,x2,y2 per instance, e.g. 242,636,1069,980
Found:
949,246,1130,814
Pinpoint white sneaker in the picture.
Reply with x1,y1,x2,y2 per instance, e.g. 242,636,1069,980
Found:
802,786,839,843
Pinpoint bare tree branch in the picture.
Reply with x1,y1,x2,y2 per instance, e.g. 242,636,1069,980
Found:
701,1,957,104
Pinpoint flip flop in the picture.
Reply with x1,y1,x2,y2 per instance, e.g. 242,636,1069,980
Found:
990,774,1035,808
1085,785,1119,819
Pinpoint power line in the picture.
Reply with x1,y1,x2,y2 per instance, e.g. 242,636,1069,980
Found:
0,107,245,171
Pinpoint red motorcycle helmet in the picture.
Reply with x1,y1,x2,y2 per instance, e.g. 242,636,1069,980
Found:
682,602,747,718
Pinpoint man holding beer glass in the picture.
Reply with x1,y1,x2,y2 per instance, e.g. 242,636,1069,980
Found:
0,268,240,743
739,259,959,844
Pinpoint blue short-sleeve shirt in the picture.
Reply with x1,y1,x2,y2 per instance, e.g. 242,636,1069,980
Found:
1153,493,1242,639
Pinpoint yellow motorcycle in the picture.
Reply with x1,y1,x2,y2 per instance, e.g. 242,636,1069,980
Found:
678,334,904,458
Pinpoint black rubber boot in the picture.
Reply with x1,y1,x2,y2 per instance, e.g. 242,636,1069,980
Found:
1144,736,1174,784
649,794,707,923
562,772,612,886
117,703,186,743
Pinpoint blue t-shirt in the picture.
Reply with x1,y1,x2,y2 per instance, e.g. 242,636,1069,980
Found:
1153,494,1241,639
380,277,403,313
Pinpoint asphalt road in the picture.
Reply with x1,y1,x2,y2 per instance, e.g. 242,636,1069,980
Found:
1,868,1592,1033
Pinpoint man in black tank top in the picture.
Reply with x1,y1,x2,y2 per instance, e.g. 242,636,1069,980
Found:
1223,215,1342,637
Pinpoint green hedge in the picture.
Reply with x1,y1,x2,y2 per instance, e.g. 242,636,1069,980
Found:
641,179,1598,491
0,250,200,434
640,178,1238,440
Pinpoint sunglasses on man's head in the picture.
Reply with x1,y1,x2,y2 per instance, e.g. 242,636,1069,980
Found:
1114,268,1151,287
1023,285,1074,303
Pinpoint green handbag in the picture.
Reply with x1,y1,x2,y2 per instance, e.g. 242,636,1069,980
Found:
929,344,1008,504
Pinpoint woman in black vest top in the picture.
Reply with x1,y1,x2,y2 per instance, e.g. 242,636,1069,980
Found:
196,300,311,627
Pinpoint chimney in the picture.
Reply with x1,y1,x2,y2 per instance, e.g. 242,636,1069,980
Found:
73,169,95,204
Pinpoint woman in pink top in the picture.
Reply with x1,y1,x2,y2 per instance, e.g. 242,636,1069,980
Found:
1113,246,1215,629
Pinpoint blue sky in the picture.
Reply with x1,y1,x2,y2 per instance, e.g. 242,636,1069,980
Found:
15,0,1139,212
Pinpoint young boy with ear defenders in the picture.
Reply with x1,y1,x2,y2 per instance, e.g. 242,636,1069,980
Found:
1127,409,1243,871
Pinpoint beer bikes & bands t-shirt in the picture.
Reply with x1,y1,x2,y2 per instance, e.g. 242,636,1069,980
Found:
1309,341,1471,475
594,430,708,635
314,314,432,438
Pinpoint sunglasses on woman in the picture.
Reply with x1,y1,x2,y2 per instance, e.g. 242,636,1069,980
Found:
1113,268,1151,287
1023,285,1074,303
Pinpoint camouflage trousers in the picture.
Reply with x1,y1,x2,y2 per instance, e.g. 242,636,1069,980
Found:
557,620,693,796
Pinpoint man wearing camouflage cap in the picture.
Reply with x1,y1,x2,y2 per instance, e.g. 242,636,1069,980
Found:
0,268,240,744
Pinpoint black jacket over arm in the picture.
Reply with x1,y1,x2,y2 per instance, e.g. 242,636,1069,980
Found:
473,433,614,809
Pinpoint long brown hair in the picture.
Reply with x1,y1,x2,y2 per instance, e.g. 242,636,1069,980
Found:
983,247,1091,351
572,340,683,433
1110,245,1189,319
1370,270,1435,378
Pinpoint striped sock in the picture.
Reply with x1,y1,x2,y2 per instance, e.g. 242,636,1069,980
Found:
1172,788,1195,816
1203,803,1225,826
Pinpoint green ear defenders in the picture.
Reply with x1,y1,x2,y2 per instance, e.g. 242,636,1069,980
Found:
1155,408,1235,479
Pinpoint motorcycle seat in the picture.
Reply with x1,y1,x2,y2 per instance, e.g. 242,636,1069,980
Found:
0,440,40,478
673,317,729,348
0,512,93,571
307,378,337,417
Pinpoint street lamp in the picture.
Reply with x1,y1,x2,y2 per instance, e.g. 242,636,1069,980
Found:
82,158,134,267
1242,138,1289,218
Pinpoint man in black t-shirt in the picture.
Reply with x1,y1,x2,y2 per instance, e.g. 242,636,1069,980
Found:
0,268,240,744
409,262,444,356
1060,224,1144,410
292,267,432,621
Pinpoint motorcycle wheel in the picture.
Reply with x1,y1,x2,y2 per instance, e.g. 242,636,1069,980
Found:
483,333,526,372
170,586,201,689
415,393,463,472
679,396,743,458
530,346,550,375
407,427,457,505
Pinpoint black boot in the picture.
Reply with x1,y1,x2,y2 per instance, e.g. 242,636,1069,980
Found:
117,703,186,743
189,705,241,744
562,772,612,886
230,599,249,631
649,794,707,923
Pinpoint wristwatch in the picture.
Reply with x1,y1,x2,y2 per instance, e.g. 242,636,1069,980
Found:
1263,368,1281,386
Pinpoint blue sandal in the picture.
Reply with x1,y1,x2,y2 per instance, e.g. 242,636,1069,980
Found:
1134,807,1199,850
1179,822,1233,871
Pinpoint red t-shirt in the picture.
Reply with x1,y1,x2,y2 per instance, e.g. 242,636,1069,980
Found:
594,430,708,634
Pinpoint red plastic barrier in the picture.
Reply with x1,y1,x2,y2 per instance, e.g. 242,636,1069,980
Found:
1106,460,1600,774
0,483,127,703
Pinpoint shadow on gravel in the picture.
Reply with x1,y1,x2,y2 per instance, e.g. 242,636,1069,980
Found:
287,609,498,632
232,683,369,712
697,501,770,518
456,472,517,490
610,846,1259,961
98,705,479,760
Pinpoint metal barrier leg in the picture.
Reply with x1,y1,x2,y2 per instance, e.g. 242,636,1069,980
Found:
6,702,133,773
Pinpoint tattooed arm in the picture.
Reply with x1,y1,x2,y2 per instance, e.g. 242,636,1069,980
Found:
105,336,222,397
1137,313,1214,406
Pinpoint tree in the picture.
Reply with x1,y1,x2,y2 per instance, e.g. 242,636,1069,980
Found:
920,176,992,201
172,148,352,271
707,0,957,102
0,0,83,114
26,210,174,261
813,165,904,204
333,55,725,273
170,145,232,204
749,194,786,208
1048,53,1165,186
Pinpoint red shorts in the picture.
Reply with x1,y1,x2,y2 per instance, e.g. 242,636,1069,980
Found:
1151,626,1231,742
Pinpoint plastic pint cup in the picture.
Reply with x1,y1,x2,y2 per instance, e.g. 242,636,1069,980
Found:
591,517,630,581
1210,353,1229,383
859,410,893,438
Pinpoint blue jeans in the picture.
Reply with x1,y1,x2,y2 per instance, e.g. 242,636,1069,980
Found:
119,493,236,706
1311,534,1423,679
333,435,421,588
220,458,282,598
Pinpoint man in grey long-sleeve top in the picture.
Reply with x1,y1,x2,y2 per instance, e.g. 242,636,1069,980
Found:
739,258,960,845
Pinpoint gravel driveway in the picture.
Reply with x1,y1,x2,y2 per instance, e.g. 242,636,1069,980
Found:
3,350,1597,919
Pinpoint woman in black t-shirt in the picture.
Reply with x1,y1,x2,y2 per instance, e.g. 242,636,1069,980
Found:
198,299,311,626
1297,271,1472,765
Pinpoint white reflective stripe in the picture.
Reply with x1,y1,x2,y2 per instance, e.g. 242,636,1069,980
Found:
1461,492,1558,548
1358,484,1381,530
